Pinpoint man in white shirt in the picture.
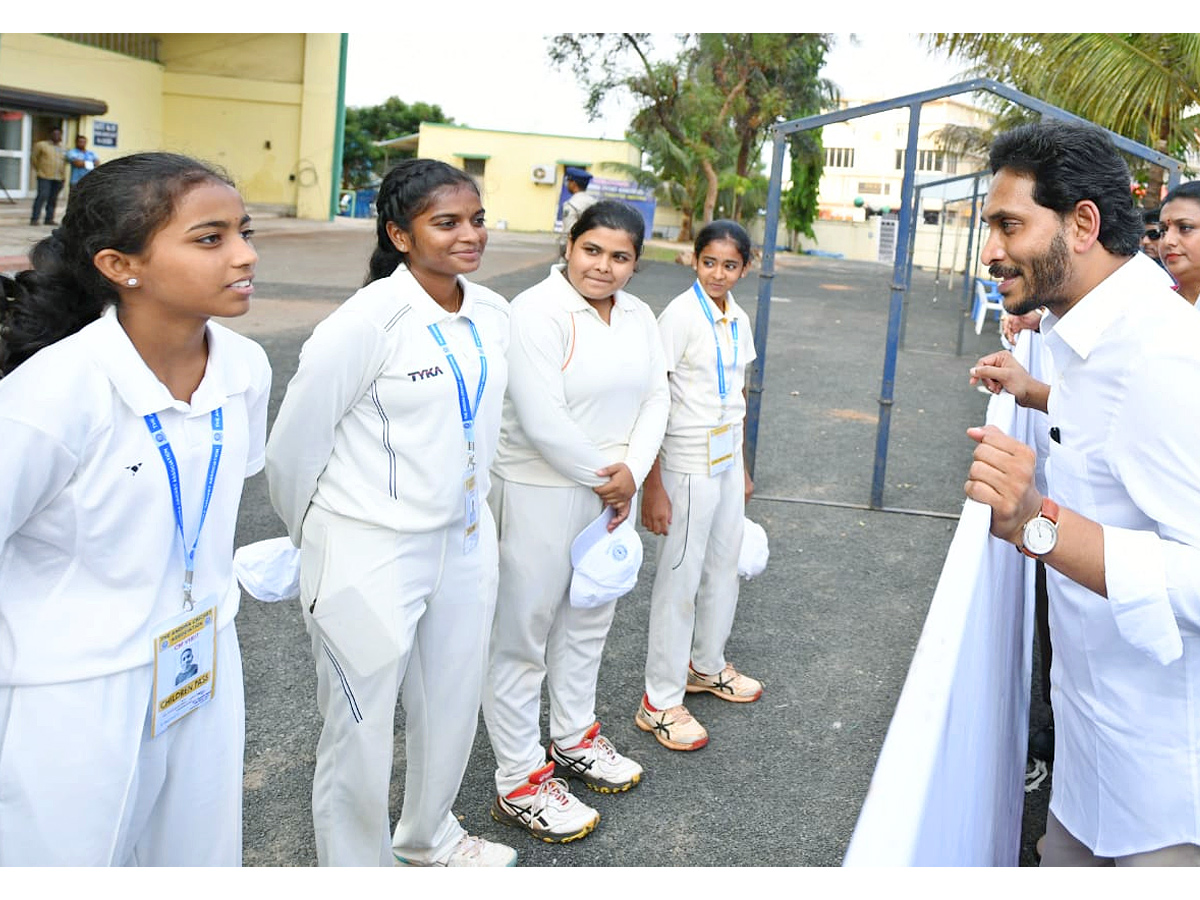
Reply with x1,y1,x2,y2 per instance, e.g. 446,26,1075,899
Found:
558,167,596,259
967,121,1200,867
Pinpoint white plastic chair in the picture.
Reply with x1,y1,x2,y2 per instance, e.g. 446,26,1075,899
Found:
973,279,1004,334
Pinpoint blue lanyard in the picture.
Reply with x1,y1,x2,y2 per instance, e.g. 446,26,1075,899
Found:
692,280,738,405
427,318,487,458
144,408,223,608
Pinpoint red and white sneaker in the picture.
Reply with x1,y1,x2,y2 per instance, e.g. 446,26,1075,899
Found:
550,721,643,793
491,760,599,843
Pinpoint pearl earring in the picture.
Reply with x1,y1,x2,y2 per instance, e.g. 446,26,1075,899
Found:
126,278,138,286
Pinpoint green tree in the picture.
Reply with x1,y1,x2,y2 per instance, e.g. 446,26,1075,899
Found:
783,129,823,244
599,127,707,242
342,97,454,189
925,33,1200,205
549,33,836,235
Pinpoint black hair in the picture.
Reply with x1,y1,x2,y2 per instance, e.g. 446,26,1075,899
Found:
1143,207,1161,225
693,219,752,265
1159,180,1200,211
989,121,1142,257
365,158,481,285
1,152,232,376
568,199,645,259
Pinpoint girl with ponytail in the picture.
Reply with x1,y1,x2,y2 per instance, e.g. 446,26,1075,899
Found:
0,152,271,865
266,158,516,867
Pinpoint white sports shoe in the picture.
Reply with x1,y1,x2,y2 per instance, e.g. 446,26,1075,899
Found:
550,720,643,793
491,760,600,843
686,662,763,702
394,833,517,867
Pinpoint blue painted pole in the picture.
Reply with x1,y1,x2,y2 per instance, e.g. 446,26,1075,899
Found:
955,174,983,357
870,103,922,509
745,131,787,480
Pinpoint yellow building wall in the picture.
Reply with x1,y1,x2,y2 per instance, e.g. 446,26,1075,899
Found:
0,33,342,218
158,34,306,83
161,33,341,217
0,33,164,155
295,34,342,220
161,73,303,207
416,123,641,233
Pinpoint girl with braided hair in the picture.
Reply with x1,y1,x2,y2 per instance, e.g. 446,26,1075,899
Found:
266,158,516,867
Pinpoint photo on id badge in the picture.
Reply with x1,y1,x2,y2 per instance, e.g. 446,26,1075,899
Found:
152,606,217,736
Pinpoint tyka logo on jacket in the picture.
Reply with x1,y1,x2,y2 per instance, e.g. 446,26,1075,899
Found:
407,365,444,382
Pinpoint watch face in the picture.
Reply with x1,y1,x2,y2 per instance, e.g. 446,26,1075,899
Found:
1024,517,1057,555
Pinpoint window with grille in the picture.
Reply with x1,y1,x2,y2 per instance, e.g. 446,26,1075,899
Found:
825,147,855,168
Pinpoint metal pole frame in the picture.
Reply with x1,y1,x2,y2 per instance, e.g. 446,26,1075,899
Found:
752,78,1182,509
745,131,787,480
955,175,983,357
328,34,349,222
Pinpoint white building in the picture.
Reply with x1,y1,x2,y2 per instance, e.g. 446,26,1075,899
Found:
817,96,992,223
795,95,994,270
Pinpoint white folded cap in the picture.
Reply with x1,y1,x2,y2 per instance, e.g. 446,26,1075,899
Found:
738,517,769,581
233,536,301,603
569,507,643,608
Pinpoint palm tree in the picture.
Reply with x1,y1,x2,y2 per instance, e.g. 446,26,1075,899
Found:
925,33,1200,205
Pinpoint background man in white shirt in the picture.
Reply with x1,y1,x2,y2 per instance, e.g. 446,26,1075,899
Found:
967,121,1200,867
558,167,596,259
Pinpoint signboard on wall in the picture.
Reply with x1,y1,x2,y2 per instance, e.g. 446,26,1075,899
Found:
555,176,657,238
877,213,898,264
93,121,118,148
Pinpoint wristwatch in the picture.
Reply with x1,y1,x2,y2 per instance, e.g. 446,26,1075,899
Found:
1020,498,1060,559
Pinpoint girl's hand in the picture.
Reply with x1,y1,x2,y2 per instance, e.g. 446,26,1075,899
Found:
593,462,635,508
641,479,672,535
608,500,632,530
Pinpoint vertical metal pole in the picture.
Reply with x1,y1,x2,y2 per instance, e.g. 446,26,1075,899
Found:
1166,159,1182,192
955,174,981,357
870,103,922,509
745,130,786,480
905,186,921,291
899,184,923,348
934,200,947,298
328,33,349,221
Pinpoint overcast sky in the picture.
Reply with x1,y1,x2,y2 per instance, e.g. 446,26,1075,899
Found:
343,33,970,141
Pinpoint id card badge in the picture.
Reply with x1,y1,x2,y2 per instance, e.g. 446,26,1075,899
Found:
463,467,481,554
707,423,735,477
151,605,217,737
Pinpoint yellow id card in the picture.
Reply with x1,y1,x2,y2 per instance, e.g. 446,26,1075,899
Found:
151,605,217,737
707,423,735,477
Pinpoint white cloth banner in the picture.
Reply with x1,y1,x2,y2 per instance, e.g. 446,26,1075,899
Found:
844,333,1046,866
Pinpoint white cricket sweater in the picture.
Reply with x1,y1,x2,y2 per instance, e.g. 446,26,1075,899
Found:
266,265,509,541
492,266,669,489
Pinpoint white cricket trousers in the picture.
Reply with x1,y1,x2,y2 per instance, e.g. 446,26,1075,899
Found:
301,503,498,866
644,460,745,710
483,477,616,796
0,623,245,865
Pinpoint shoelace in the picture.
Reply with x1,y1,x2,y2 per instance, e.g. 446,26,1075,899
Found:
452,835,487,861
591,734,620,763
662,704,695,723
534,775,575,811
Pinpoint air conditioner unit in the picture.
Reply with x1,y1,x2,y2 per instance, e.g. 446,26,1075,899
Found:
531,164,556,184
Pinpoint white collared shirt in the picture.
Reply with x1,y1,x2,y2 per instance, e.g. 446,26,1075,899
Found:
656,283,757,475
1038,252,1200,856
0,307,271,685
492,266,669,488
266,265,509,541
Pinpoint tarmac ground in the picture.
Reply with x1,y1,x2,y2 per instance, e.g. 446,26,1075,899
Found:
0,199,1052,867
